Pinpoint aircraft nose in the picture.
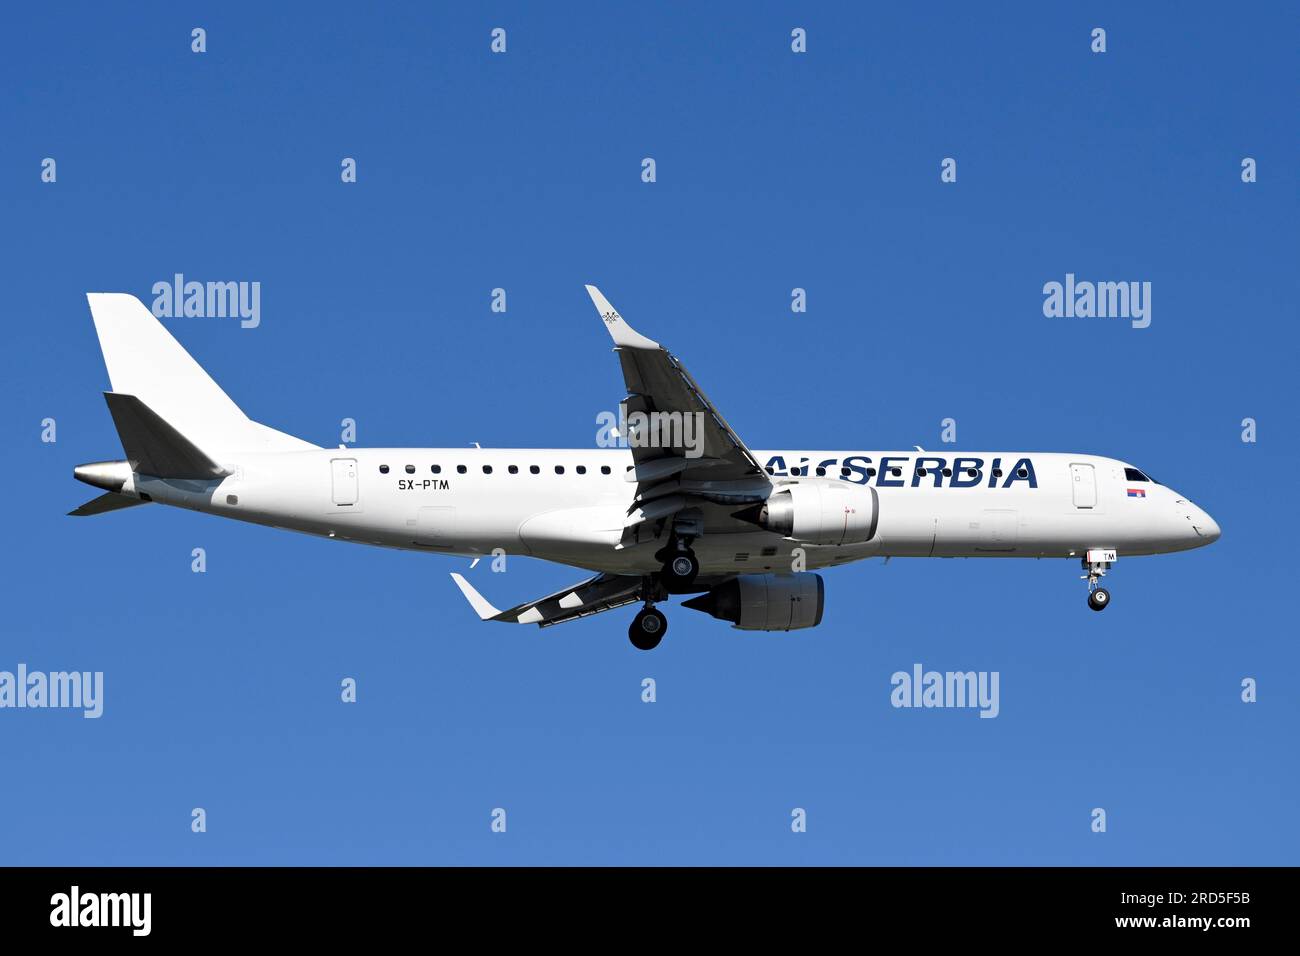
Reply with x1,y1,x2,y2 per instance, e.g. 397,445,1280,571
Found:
1191,507,1220,543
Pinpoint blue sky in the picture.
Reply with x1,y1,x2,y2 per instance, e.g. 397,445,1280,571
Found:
1,1,1296,864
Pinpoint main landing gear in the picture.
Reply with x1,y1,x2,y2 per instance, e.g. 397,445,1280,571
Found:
629,536,699,649
656,539,699,593
1081,549,1116,612
628,573,670,651
629,605,668,651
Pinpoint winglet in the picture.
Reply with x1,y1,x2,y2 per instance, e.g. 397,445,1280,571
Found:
450,573,503,621
585,285,660,350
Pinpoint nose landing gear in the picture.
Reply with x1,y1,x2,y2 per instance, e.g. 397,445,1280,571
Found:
1081,549,1116,612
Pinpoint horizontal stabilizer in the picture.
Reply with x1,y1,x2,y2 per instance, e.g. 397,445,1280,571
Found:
68,492,149,517
104,392,230,479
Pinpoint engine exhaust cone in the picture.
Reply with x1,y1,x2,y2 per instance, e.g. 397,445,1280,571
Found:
682,581,741,623
682,592,715,613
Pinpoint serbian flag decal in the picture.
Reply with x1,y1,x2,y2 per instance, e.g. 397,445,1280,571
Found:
1127,488,1146,498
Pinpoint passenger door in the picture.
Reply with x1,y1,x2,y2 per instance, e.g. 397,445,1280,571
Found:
331,458,358,506
1070,463,1097,509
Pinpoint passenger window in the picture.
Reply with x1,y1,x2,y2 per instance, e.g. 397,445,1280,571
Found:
431,465,441,474
815,467,827,477
841,467,851,477
529,465,540,474
555,465,565,475
456,465,467,474
992,468,1003,478
379,465,389,474
508,465,518,474
942,468,952,477
601,466,611,475
483,465,493,475
576,465,586,475
405,465,415,474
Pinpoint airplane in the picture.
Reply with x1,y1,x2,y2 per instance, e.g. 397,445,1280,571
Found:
71,287,1220,650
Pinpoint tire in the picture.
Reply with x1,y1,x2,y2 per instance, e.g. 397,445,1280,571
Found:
660,550,700,593
1088,588,1110,612
629,608,667,650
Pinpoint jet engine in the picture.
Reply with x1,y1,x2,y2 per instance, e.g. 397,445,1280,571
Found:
734,480,879,546
683,573,825,631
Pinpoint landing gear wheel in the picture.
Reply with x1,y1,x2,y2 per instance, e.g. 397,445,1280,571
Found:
629,608,667,650
1081,552,1116,613
659,550,700,593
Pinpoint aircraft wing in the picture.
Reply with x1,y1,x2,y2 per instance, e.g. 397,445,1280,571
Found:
585,286,770,534
450,571,645,628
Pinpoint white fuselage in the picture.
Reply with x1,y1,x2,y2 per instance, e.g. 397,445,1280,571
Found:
116,448,1220,575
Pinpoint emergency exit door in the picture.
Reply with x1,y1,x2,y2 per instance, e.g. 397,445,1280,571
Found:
331,458,358,506
1070,463,1096,509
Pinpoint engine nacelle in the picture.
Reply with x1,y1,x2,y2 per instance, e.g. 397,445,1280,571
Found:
739,480,879,546
683,573,825,631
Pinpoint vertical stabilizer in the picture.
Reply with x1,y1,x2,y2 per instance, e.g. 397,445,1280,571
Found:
85,293,317,458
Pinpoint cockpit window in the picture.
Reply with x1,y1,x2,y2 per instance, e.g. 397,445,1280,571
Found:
1124,467,1161,485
